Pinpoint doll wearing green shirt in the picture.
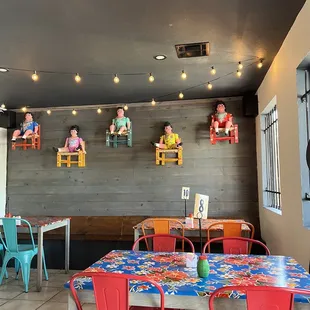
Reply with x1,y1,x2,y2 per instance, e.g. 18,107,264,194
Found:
109,107,131,135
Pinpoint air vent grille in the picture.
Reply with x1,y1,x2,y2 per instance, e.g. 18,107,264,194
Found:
175,42,210,58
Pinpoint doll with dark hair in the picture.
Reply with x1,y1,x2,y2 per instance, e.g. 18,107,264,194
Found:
151,121,183,149
211,101,233,135
109,107,131,135
11,112,39,141
53,125,86,154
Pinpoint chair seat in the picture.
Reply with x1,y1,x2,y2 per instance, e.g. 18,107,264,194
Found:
18,244,37,253
58,152,80,156
15,134,40,139
157,148,182,153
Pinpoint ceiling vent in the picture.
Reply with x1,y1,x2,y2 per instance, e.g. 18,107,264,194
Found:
175,42,210,58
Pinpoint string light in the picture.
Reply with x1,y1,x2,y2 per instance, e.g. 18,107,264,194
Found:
151,98,156,106
257,59,263,68
72,109,77,115
32,71,39,82
181,70,187,80
1,103,5,109
149,73,155,83
124,104,128,110
238,62,243,70
179,92,184,99
236,70,242,77
210,66,216,75
47,110,51,115
22,107,27,112
75,73,81,83
97,108,102,114
114,74,120,84
207,82,213,90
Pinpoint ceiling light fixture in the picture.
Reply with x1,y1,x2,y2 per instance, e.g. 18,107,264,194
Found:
151,98,156,106
32,71,39,82
236,70,242,77
238,61,243,70
149,73,155,83
47,110,52,115
207,82,213,90
179,92,184,99
1,103,6,109
72,109,77,115
153,55,167,60
97,108,102,114
124,104,128,111
181,70,187,80
22,107,27,112
0,68,8,73
75,73,81,83
210,66,216,75
114,74,120,84
257,59,263,68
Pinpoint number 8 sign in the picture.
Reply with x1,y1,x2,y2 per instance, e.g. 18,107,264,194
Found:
194,193,209,219
181,187,190,200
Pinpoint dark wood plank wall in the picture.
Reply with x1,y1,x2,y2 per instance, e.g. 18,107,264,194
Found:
6,98,259,239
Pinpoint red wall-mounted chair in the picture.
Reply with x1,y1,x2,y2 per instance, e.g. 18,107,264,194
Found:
209,285,310,310
70,272,165,310
203,237,270,255
132,234,195,253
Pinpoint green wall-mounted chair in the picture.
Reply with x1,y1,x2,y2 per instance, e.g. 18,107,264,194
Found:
0,218,48,292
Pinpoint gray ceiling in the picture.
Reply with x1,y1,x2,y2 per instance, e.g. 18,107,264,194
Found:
0,0,306,109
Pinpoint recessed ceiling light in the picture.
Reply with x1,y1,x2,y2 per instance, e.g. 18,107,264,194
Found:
0,68,8,73
154,55,167,60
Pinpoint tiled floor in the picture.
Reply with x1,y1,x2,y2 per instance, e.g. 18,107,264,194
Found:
0,268,96,310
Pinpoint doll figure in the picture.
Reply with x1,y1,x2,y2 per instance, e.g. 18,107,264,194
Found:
151,122,183,149
11,112,38,141
109,107,131,135
211,101,233,135
53,125,86,154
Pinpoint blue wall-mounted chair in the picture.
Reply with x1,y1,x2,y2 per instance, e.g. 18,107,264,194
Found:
0,218,48,292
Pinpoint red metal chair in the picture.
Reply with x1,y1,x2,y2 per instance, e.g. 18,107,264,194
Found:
209,285,310,310
132,234,195,253
70,272,165,310
203,237,270,255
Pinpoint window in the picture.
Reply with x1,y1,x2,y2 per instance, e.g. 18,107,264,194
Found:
261,99,281,213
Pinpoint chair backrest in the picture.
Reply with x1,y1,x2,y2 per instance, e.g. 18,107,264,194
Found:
132,233,195,253
70,271,165,310
202,237,270,255
141,218,185,251
0,218,35,252
207,221,255,253
209,286,310,310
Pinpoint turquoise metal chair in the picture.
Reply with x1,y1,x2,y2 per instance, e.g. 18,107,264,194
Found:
0,218,48,292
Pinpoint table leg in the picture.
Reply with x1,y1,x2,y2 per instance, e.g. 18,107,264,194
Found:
36,227,43,292
134,228,140,251
65,219,70,273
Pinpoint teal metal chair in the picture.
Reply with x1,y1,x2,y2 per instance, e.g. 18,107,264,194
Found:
0,218,48,292
106,122,132,148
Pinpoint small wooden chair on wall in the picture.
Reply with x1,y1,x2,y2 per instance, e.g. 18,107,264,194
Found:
156,147,183,166
12,125,41,150
106,123,132,148
210,124,239,145
206,221,255,253
56,141,86,168
141,218,185,252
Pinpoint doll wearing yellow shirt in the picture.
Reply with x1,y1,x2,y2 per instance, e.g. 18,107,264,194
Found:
151,122,183,149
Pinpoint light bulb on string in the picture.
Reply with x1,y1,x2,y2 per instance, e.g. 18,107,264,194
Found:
236,70,242,77
207,82,213,90
47,110,51,115
210,66,216,75
97,108,102,114
75,73,81,83
1,103,5,109
257,59,263,68
32,71,39,82
151,98,156,106
22,107,27,112
72,109,77,115
179,92,184,99
124,104,128,111
238,62,243,70
181,70,187,80
149,73,155,83
114,74,120,84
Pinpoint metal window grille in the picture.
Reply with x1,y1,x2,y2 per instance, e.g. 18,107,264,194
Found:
262,105,281,210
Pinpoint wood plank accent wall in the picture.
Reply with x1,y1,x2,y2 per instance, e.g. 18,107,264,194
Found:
7,98,259,238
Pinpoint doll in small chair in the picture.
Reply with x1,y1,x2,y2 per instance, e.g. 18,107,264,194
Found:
53,125,86,154
211,101,233,136
109,107,131,135
11,112,39,141
151,122,183,149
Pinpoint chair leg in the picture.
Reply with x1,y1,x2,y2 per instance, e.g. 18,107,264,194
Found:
15,259,20,279
21,263,31,293
42,250,49,281
113,134,118,148
0,255,10,285
0,250,8,279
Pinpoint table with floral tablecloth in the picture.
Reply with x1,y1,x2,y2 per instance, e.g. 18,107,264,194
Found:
66,250,310,305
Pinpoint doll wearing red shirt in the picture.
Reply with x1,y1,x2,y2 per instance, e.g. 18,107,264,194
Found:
211,101,233,135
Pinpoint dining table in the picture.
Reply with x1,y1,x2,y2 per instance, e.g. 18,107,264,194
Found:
65,250,310,309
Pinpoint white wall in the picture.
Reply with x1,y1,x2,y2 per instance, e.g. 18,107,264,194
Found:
256,1,310,269
0,128,6,218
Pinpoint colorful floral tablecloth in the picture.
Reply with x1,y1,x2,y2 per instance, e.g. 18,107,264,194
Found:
134,218,251,231
66,250,310,303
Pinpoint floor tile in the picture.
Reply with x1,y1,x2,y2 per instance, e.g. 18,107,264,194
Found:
48,290,68,303
0,290,22,299
15,287,60,301
0,300,9,306
37,301,68,310
0,299,44,309
81,304,96,310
